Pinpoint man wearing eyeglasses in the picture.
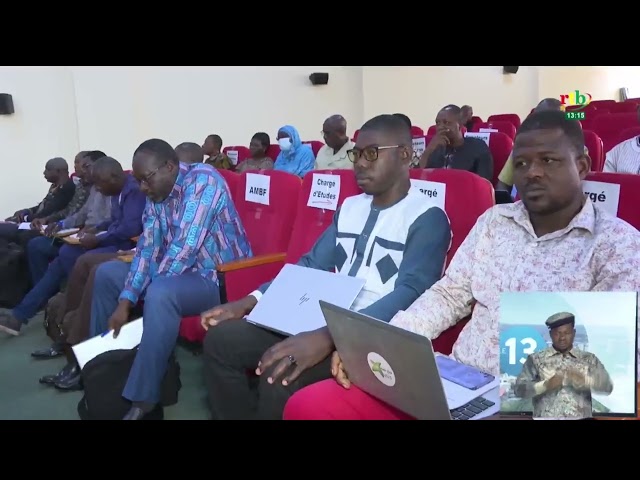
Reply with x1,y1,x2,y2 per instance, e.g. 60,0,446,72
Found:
89,139,252,420
199,114,452,420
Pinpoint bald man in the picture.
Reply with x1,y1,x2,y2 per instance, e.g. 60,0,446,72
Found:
461,105,474,131
5,157,75,225
176,142,204,165
315,115,355,170
513,312,613,419
496,98,589,192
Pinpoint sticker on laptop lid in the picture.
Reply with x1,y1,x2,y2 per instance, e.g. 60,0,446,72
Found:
367,352,396,387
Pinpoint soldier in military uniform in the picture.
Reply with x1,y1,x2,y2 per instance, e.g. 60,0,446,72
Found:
513,312,613,419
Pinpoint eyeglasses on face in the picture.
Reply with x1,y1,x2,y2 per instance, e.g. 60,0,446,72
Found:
347,145,402,163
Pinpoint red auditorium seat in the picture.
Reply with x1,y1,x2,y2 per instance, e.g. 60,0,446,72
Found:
178,170,302,343
582,130,604,172
487,113,521,129
179,169,361,344
608,102,638,114
222,146,251,170
302,140,324,156
266,144,281,160
487,132,513,186
591,113,638,153
410,126,425,137
472,121,517,140
619,127,640,144
215,169,240,197
584,172,640,229
409,168,495,354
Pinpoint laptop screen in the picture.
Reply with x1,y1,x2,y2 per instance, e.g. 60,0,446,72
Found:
498,291,638,419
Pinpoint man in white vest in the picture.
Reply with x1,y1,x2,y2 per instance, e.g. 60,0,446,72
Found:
199,114,453,420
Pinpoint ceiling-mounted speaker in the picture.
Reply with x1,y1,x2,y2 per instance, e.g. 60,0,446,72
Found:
0,94,14,115
309,72,329,86
503,66,519,75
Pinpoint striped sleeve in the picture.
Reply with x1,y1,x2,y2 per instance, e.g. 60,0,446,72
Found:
155,172,222,276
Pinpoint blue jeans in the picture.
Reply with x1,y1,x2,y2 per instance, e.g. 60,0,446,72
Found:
13,244,118,323
90,261,220,404
26,236,61,285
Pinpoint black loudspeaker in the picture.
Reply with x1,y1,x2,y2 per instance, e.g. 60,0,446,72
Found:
0,94,15,115
503,66,519,75
309,72,329,86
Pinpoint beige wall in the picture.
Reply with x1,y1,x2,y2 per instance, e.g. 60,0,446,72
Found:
2,65,640,217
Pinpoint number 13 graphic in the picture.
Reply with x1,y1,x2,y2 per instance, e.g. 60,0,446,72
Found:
499,326,547,377
505,337,537,365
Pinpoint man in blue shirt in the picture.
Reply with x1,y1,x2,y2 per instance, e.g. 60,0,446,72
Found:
0,157,146,336
89,139,252,420
199,114,453,420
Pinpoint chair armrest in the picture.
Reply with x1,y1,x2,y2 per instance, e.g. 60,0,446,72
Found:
217,252,286,273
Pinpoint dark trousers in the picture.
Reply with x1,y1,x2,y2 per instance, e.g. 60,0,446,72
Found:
61,252,120,346
26,235,61,285
202,320,332,420
12,244,117,323
90,261,220,404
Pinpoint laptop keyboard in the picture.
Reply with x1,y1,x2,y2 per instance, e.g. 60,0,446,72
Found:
450,397,495,420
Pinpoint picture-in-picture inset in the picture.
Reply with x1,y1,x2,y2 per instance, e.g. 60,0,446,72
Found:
499,291,638,420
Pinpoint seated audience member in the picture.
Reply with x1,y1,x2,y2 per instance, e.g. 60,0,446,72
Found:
314,115,355,170
2,157,76,243
200,114,452,420
283,110,640,420
236,132,274,173
461,105,475,131
89,139,252,420
496,98,588,192
419,105,494,183
26,151,108,285
175,142,204,164
273,125,315,178
31,151,104,232
203,134,233,169
36,251,132,388
603,107,640,173
0,157,145,336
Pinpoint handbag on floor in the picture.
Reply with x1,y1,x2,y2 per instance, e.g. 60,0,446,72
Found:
77,347,181,420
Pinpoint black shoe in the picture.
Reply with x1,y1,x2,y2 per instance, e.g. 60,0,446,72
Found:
31,344,64,359
39,363,75,386
53,366,82,391
0,312,22,336
123,407,146,420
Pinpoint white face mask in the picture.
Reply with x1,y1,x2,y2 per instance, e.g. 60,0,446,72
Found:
278,138,292,151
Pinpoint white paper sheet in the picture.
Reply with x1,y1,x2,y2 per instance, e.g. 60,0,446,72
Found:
72,318,144,369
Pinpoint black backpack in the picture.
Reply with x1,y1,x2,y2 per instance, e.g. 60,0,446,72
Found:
0,238,31,308
77,347,181,420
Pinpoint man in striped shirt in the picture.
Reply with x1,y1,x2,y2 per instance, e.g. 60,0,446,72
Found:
89,139,252,420
603,107,640,173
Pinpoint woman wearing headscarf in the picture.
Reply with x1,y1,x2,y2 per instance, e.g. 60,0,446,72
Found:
273,125,315,178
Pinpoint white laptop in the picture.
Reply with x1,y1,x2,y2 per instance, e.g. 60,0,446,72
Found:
245,264,366,336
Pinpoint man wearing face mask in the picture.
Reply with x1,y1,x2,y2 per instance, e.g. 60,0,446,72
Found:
419,104,494,183
315,115,355,170
199,114,452,420
273,125,316,178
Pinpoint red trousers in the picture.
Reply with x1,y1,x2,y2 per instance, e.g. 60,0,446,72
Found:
283,379,414,420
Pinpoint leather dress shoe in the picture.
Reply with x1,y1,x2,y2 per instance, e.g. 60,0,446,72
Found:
31,344,64,359
54,366,82,391
123,407,146,420
39,363,75,385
